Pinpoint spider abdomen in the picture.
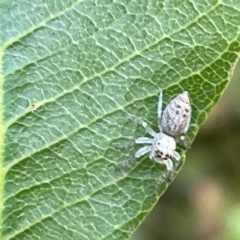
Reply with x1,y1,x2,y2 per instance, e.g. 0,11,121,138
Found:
161,91,191,136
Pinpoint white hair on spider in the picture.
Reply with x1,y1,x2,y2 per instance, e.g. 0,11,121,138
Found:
118,90,191,190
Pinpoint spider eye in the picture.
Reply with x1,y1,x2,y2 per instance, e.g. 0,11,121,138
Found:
155,150,163,158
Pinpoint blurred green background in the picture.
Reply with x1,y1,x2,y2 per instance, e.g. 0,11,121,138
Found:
131,59,240,240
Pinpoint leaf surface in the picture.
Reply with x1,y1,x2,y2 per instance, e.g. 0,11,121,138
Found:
0,0,240,239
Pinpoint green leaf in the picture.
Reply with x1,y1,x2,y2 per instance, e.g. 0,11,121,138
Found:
0,0,239,239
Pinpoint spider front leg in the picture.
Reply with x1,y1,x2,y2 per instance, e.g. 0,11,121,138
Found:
135,145,152,158
175,135,190,149
173,151,180,161
157,89,163,131
135,137,153,144
116,125,154,168
116,136,153,150
116,145,152,170
154,152,181,194
126,115,157,137
116,116,156,149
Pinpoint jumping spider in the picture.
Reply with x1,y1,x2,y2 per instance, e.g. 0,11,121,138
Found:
120,90,191,190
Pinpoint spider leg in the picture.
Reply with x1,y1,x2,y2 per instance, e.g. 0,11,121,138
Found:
164,159,173,171
152,157,174,170
135,145,152,158
115,156,136,170
115,136,153,149
180,135,185,141
115,139,135,149
173,151,180,161
154,155,183,195
178,135,191,149
154,167,173,195
126,115,156,137
157,89,163,131
115,145,151,171
135,137,153,144
154,158,177,195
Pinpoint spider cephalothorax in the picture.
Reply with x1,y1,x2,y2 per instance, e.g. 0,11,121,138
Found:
149,132,177,171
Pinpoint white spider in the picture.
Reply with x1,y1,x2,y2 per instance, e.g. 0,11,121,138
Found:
121,90,191,184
